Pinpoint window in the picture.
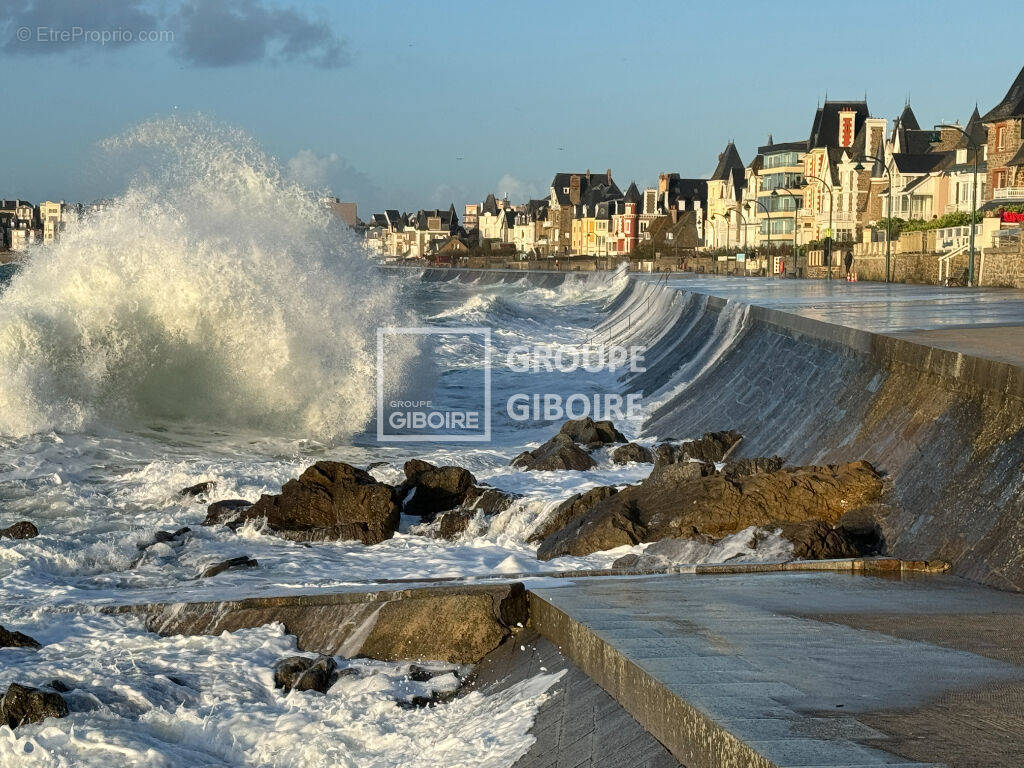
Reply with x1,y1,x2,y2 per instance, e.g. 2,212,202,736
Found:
763,151,801,168
996,126,1006,151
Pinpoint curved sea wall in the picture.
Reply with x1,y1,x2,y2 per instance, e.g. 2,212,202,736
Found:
413,268,1024,591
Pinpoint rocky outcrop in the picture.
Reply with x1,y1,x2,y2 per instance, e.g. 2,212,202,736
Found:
777,520,862,560
203,499,255,528
399,460,478,519
537,460,884,560
527,486,619,544
0,683,68,729
652,430,742,470
273,655,343,694
0,521,38,540
512,433,597,471
559,417,625,447
179,481,216,498
248,461,400,544
0,626,41,650
721,456,785,478
137,527,191,552
611,443,654,465
199,555,258,578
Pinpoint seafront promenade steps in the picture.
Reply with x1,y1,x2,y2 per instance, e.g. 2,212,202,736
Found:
407,267,1024,593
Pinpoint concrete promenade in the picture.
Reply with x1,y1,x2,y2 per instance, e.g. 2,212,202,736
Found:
639,274,1024,367
529,571,1024,768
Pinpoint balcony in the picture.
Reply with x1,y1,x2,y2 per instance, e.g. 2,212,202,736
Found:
993,186,1024,200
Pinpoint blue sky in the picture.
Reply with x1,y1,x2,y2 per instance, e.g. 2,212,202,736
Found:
1,0,1020,216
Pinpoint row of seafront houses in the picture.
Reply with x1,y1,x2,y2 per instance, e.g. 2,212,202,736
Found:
363,65,1024,282
0,200,100,260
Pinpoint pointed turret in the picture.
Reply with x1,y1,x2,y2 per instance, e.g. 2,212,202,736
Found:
624,181,642,205
981,64,1024,123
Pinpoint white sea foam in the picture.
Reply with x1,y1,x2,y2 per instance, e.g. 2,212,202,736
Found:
0,615,562,768
0,116,418,440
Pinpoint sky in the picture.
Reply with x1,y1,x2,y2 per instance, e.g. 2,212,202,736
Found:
0,0,1021,217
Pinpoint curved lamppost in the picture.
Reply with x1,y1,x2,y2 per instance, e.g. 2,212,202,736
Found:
854,154,894,282
745,199,771,275
934,123,981,286
804,171,836,279
771,183,804,275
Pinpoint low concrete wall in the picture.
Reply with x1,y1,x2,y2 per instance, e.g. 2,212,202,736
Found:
108,583,528,664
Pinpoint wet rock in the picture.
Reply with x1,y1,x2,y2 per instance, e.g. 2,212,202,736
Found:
365,461,390,472
0,626,41,650
461,486,517,516
407,664,441,682
273,655,339,694
559,417,625,447
777,520,862,560
511,433,596,471
527,485,619,544
611,553,640,569
435,510,474,540
835,507,887,556
179,481,216,498
611,442,654,465
137,526,191,551
652,430,742,470
48,679,72,694
248,461,400,544
0,521,38,540
399,460,478,519
199,555,258,578
721,456,785,478
0,683,68,729
203,499,256,528
537,460,884,560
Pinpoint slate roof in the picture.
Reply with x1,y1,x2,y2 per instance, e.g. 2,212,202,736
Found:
891,153,948,175
481,193,499,216
710,142,744,181
624,181,642,205
981,64,1024,123
958,106,988,149
1009,142,1024,168
807,100,870,150
662,175,708,206
758,139,807,155
549,171,619,206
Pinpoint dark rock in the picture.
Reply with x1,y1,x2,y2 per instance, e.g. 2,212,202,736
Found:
399,460,478,519
777,520,862,560
203,499,256,528
273,655,338,694
537,460,884,560
0,625,41,650
199,555,258,578
527,485,619,544
652,430,743,471
48,680,72,693
611,553,640,569
0,521,38,540
559,417,626,447
137,526,192,551
398,688,461,709
611,442,654,465
461,486,517,516
365,461,390,472
721,456,785,478
407,664,442,682
248,461,400,544
436,510,474,540
0,683,68,729
512,433,597,472
179,481,216,498
835,506,887,556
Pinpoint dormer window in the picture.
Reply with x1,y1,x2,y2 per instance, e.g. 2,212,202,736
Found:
563,187,569,194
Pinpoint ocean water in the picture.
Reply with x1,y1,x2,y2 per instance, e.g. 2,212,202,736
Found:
0,118,787,765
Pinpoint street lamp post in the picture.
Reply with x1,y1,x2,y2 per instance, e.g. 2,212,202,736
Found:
745,199,771,275
770,186,802,277
854,155,894,282
934,123,981,286
726,207,750,274
804,172,835,279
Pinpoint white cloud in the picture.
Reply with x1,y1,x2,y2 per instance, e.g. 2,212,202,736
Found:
495,174,541,203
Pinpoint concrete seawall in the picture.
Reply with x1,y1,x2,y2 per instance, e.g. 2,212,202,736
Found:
410,267,1024,591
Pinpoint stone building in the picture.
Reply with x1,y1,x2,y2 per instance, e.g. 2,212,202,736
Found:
981,64,1024,204
544,170,619,256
